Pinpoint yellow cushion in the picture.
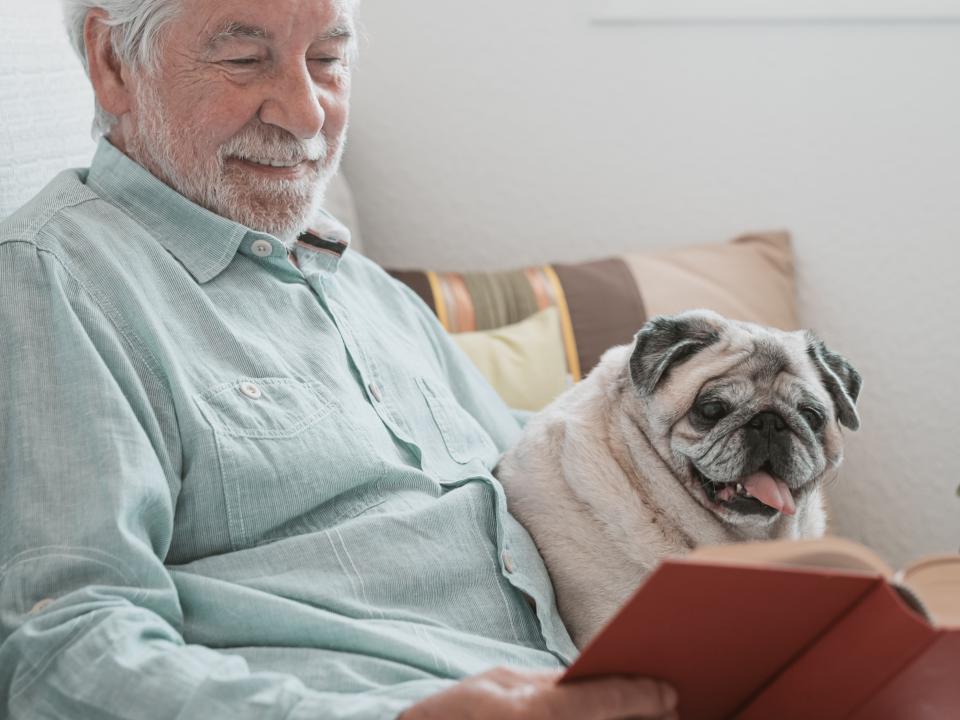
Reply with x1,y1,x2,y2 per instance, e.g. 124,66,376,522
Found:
452,307,569,412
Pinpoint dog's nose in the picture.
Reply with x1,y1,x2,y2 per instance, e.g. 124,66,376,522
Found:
746,411,787,434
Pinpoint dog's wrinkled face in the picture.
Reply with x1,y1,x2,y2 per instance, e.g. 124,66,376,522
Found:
629,310,861,527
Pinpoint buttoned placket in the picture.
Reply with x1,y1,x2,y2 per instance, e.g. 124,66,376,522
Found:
292,245,423,460
291,244,570,663
237,234,308,284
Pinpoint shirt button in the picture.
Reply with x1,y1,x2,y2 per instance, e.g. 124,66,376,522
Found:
251,240,273,257
31,599,53,614
369,382,383,402
239,382,262,399
502,552,515,574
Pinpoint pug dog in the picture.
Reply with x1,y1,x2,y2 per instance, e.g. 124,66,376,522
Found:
495,309,861,648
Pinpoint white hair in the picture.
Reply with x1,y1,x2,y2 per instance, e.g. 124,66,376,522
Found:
61,0,360,138
62,0,182,137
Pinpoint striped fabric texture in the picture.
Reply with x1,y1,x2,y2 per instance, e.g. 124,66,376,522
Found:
0,139,577,720
389,259,646,382
387,231,799,385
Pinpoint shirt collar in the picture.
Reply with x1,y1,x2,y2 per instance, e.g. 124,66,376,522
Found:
85,138,350,283
291,209,352,274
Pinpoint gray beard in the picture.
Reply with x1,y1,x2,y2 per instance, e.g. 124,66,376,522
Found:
125,77,345,248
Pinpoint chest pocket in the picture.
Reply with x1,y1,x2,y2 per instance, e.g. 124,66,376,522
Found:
192,378,381,550
194,378,338,438
417,376,498,467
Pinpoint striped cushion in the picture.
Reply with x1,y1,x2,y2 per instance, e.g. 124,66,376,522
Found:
387,230,798,385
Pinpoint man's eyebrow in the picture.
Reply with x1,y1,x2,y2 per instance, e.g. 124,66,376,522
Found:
206,21,271,49
317,22,354,42
205,20,354,50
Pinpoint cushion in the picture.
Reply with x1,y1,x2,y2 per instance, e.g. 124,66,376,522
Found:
451,307,569,412
624,231,799,332
387,231,799,410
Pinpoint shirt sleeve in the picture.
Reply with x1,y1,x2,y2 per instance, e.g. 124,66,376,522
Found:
0,240,451,720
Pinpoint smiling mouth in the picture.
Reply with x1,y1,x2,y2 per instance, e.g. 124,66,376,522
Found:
692,463,797,517
238,156,306,168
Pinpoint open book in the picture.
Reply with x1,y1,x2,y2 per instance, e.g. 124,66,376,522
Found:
693,537,960,628
561,537,960,720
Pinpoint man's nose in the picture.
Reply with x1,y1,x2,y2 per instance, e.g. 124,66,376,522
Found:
257,63,325,140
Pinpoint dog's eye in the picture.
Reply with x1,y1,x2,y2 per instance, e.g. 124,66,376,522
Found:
699,401,728,422
801,408,824,431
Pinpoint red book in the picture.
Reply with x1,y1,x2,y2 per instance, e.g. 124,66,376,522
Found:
561,538,960,720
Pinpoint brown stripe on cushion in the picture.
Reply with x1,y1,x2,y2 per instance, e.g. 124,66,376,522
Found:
462,271,540,331
387,270,436,314
552,258,647,376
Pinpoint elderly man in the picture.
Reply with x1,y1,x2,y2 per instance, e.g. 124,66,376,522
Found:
0,0,678,718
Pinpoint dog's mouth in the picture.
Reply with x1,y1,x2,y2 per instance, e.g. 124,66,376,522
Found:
692,463,797,517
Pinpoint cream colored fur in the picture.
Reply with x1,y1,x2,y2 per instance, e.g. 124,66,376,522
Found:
495,312,857,648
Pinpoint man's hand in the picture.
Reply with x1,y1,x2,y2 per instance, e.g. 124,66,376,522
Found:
399,667,679,720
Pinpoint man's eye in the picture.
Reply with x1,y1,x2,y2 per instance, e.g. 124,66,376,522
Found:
226,58,259,66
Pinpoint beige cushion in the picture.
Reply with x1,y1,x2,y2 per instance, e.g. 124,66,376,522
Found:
625,231,799,331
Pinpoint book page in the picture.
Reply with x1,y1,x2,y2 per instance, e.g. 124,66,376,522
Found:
898,555,960,628
689,537,895,578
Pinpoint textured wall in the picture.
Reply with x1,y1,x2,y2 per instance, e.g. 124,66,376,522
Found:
343,1,960,567
0,1,98,219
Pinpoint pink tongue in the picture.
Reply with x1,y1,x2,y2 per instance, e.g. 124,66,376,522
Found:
743,471,797,516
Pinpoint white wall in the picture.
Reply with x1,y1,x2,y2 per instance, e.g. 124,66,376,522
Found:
0,2,98,220
343,1,960,568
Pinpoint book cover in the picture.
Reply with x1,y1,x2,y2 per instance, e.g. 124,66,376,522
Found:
561,558,960,719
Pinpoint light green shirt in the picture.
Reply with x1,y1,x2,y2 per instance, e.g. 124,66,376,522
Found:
0,140,577,720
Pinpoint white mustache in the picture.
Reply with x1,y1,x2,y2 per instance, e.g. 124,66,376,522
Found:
219,125,328,166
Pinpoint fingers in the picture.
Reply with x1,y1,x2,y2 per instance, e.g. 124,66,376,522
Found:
547,675,678,720
478,667,565,689
398,668,678,720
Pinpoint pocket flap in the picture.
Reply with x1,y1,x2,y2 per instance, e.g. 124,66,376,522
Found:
193,379,338,439
417,377,497,465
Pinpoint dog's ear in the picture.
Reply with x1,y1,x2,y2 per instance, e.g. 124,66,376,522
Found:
630,312,722,396
805,334,862,431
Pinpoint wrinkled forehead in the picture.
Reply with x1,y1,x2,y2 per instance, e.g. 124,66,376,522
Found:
177,0,358,48
701,333,830,408
185,0,361,15
733,335,806,383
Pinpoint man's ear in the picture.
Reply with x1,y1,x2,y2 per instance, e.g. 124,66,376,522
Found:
805,334,862,431
84,8,133,122
629,311,722,396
